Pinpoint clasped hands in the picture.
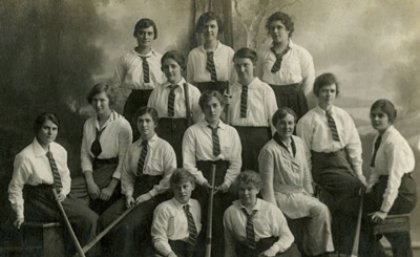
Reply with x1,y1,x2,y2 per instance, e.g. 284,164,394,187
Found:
202,181,229,194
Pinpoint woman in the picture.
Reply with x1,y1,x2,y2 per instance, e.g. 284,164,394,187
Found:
8,112,98,256
229,47,277,171
362,99,417,257
72,83,132,214
296,73,366,254
259,107,334,257
148,50,202,165
182,90,242,257
187,11,236,93
99,106,176,257
113,18,165,138
260,11,315,119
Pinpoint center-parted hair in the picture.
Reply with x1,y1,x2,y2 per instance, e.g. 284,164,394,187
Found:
133,106,159,125
34,112,61,134
234,170,262,191
370,99,397,123
86,83,118,106
198,90,227,110
161,50,186,71
233,47,258,65
313,73,340,97
266,11,294,37
170,168,196,188
133,18,158,39
272,107,297,126
195,11,224,34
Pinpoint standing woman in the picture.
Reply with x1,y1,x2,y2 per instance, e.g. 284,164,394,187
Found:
113,18,165,138
8,112,98,256
72,83,132,214
99,107,176,257
260,11,315,119
182,90,242,257
148,50,202,166
259,107,334,257
187,11,236,94
296,73,366,254
363,99,417,257
229,47,278,171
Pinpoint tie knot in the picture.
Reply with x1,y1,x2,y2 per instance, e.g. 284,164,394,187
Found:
142,140,148,147
326,109,333,117
183,204,190,212
208,125,218,133
141,56,149,61
169,84,178,90
207,51,214,58
242,208,257,218
46,151,52,158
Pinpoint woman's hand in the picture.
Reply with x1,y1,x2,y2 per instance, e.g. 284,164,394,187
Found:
167,252,178,257
86,180,101,200
258,248,277,257
14,217,24,230
126,195,135,209
135,193,152,205
369,211,388,223
100,185,116,201
215,183,229,194
55,190,66,202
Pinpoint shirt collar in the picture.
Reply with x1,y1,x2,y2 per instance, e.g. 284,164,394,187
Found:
136,133,158,147
164,77,186,88
132,48,156,58
234,198,262,212
32,138,50,157
234,77,260,89
315,105,335,115
379,125,395,140
172,197,192,209
199,119,227,130
95,110,118,130
199,40,221,53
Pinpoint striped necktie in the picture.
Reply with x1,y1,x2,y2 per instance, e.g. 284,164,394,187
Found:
141,56,150,83
370,135,382,167
270,46,290,73
242,208,257,250
137,140,148,175
167,84,178,117
183,204,198,245
208,125,221,157
326,109,340,142
91,127,106,157
206,51,217,81
240,85,248,118
46,151,63,189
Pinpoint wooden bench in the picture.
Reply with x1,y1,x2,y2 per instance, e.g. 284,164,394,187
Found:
22,222,65,257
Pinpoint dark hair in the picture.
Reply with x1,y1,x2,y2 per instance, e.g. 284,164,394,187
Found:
86,83,117,106
370,99,397,123
234,170,262,191
133,106,159,125
272,107,297,126
313,73,340,97
266,11,294,37
233,47,258,65
195,11,224,33
170,168,196,188
34,112,60,134
161,50,186,71
133,18,158,39
198,90,226,110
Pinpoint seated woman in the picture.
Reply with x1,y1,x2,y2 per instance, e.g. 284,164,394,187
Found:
71,83,132,214
296,73,366,253
182,90,242,257
361,99,417,257
223,170,300,257
260,11,315,119
229,47,278,171
259,107,334,257
8,112,98,257
148,50,202,165
112,18,165,139
187,11,236,93
98,106,176,257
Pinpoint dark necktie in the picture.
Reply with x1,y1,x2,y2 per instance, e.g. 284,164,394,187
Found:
240,85,248,118
242,208,257,250
91,127,106,157
141,56,150,83
326,109,340,142
137,140,148,175
273,133,297,157
183,204,198,246
167,84,178,117
208,125,221,157
206,51,217,81
46,151,63,189
370,135,382,167
271,46,290,73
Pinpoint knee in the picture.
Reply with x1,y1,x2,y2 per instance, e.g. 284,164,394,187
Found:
311,203,331,220
81,211,98,229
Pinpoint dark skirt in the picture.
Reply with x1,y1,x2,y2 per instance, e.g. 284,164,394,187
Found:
269,83,308,120
195,81,229,94
123,89,153,140
234,126,271,171
156,118,188,167
236,237,301,257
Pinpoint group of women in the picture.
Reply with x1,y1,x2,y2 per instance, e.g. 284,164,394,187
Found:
8,9,417,257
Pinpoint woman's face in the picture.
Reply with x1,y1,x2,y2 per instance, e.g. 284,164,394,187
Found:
202,96,223,123
137,113,157,139
234,57,255,85
135,26,155,48
237,182,259,208
91,92,111,115
317,83,337,108
275,113,295,140
37,119,58,147
162,58,182,84
202,19,219,42
269,20,290,45
370,108,391,133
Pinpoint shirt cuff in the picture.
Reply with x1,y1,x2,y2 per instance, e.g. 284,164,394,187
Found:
148,189,158,198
